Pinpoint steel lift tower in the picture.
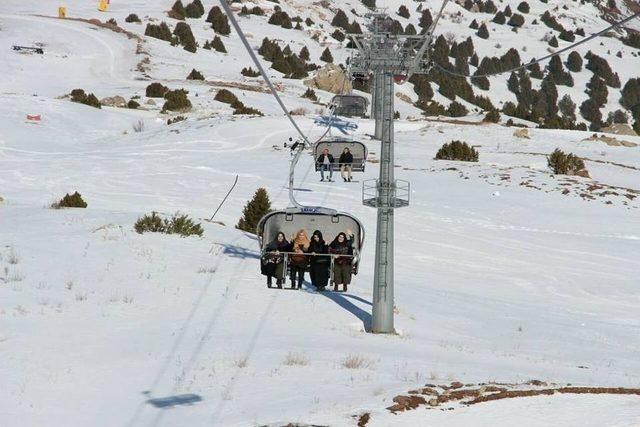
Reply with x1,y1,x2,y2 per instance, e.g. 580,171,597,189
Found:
351,12,441,333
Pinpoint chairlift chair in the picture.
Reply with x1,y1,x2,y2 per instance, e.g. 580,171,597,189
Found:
257,207,365,277
330,94,369,118
314,139,368,172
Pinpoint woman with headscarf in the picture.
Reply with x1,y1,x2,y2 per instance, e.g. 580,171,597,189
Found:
328,230,354,292
307,230,329,291
288,229,310,289
262,231,288,288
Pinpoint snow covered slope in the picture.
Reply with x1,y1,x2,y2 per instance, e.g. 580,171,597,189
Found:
1,1,640,426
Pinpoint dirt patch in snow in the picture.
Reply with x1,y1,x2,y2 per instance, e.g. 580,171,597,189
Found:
377,381,640,417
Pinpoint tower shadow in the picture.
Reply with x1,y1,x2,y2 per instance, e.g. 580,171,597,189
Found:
316,290,372,332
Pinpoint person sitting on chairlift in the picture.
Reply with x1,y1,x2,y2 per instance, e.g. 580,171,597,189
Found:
317,148,334,182
288,229,310,290
339,147,354,182
329,229,354,292
307,230,330,291
262,231,289,288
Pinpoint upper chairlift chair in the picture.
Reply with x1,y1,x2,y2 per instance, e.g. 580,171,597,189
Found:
330,94,369,118
313,138,368,173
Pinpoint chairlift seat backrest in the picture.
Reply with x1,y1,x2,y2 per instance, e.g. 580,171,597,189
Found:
331,95,368,118
258,210,364,254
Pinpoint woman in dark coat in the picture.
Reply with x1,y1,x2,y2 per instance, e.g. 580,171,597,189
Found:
307,230,330,291
328,231,354,292
262,232,288,288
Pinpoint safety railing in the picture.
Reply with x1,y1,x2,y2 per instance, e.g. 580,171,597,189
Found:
362,179,410,208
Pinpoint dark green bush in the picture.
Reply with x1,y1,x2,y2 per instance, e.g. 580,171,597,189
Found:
52,191,87,209
236,188,271,233
241,67,260,77
446,101,468,117
483,109,501,123
214,89,238,104
174,21,197,52
162,89,192,112
435,140,479,162
186,69,205,80
547,149,587,175
477,23,489,39
207,6,231,35
231,101,264,116
145,22,173,41
135,211,203,237
184,0,205,18
146,82,169,98
320,47,334,63
125,14,141,23
167,115,186,125
211,36,226,53
70,89,101,109
302,87,318,101
397,5,410,18
507,13,525,27
171,0,186,19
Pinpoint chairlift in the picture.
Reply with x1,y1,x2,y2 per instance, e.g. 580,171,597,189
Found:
257,140,366,287
257,207,365,275
330,94,369,118
314,139,368,172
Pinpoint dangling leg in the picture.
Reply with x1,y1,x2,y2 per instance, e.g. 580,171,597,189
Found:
341,165,347,182
347,165,352,182
275,263,284,288
267,276,272,288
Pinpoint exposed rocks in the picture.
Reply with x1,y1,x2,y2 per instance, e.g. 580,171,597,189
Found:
303,63,352,94
100,95,127,107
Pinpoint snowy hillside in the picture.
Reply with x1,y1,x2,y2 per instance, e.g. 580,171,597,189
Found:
1,0,640,426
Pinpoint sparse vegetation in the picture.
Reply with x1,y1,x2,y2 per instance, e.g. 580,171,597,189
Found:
435,140,479,162
125,13,141,23
283,352,309,366
134,211,203,237
173,21,197,52
186,68,204,80
51,191,87,209
302,87,318,101
320,47,334,63
341,354,372,370
241,67,260,77
483,109,501,123
162,89,192,112
207,6,231,35
146,82,169,98
547,148,588,176
167,115,186,125
214,89,239,104
70,89,101,109
144,22,173,42
236,188,271,233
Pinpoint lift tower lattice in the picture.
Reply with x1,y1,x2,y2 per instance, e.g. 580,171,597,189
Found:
351,13,437,333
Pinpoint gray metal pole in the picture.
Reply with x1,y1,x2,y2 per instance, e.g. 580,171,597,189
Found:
373,73,383,140
371,71,395,334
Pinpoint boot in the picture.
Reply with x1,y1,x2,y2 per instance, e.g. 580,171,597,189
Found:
291,279,296,289
276,279,283,289
333,284,339,292
344,284,348,292
267,277,272,288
